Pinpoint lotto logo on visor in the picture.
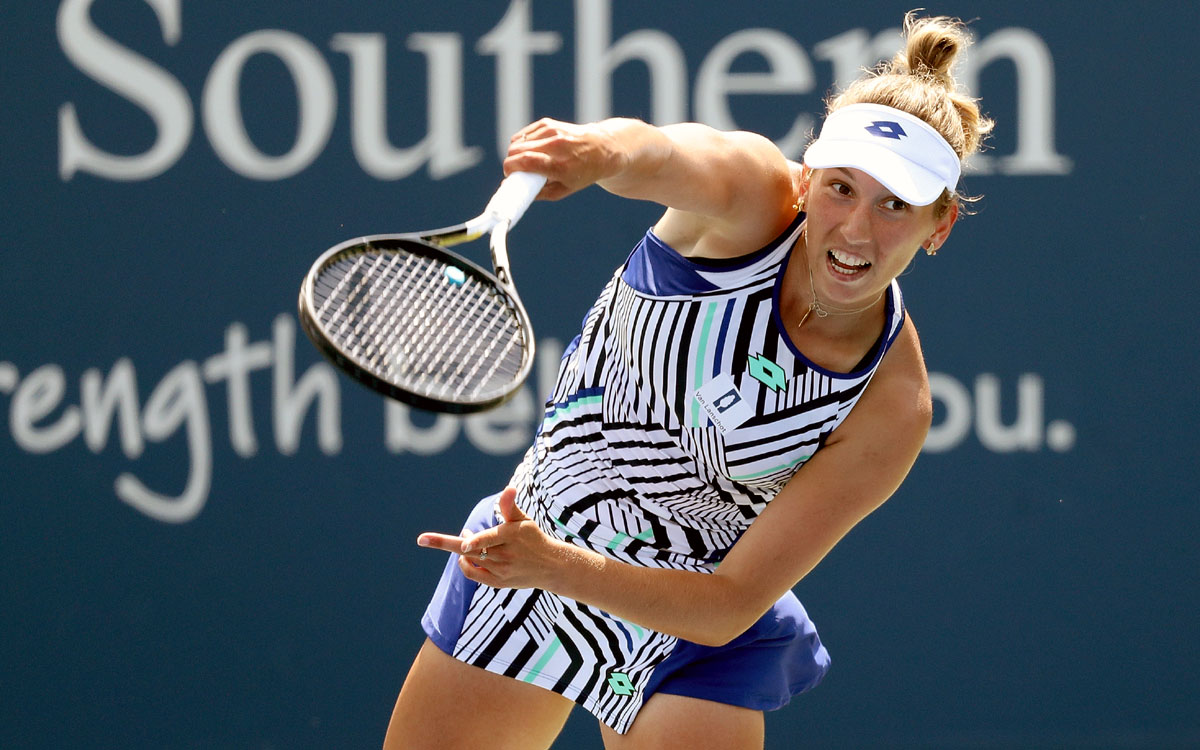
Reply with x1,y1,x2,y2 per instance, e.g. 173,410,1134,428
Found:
865,121,906,139
803,103,960,206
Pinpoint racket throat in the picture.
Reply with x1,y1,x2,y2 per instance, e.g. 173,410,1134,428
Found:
489,222,515,289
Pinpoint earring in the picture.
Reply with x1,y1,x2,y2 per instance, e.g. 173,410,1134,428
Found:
925,242,938,256
793,197,804,213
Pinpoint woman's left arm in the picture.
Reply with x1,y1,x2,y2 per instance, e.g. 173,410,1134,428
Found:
419,324,933,647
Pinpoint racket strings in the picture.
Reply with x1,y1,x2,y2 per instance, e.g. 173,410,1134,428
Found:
312,248,527,402
396,258,495,387
375,253,520,392
320,259,520,397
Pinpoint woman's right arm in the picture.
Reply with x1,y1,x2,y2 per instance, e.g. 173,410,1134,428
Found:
502,117,798,259
419,321,933,646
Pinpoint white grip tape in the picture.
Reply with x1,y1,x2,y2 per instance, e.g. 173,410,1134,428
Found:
483,172,548,228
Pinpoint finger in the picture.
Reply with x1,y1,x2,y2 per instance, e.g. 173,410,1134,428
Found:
537,182,576,202
460,529,502,555
497,487,529,523
458,555,500,583
510,118,555,143
500,155,579,202
509,123,538,144
416,533,467,554
502,150,554,180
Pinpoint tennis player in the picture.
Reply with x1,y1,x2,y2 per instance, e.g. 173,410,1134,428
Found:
386,13,993,749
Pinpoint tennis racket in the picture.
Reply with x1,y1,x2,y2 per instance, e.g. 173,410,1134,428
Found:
298,171,547,413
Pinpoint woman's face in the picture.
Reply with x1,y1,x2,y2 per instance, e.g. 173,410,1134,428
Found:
801,166,957,308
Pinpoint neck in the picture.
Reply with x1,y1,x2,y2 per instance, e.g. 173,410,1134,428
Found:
798,259,886,330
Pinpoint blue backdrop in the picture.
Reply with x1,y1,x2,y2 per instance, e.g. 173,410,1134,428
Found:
2,1,1197,747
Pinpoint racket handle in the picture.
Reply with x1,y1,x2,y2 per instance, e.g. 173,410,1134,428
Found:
483,172,548,228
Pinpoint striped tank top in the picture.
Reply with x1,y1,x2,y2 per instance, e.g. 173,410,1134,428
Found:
451,215,906,731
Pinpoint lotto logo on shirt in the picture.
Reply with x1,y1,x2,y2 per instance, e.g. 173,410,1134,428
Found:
607,671,635,696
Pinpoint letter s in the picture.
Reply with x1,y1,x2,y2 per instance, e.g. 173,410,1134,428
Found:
57,0,192,180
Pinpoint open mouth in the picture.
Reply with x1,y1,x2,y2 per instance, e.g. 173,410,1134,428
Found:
827,249,870,276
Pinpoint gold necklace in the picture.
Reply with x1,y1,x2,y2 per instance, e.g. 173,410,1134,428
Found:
798,258,886,329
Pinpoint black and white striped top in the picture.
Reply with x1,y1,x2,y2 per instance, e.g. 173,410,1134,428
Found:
453,216,906,731
519,214,904,570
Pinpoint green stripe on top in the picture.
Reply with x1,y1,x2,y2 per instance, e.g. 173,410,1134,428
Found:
543,394,603,428
522,636,562,683
606,527,655,551
730,454,811,482
620,617,645,640
691,301,719,428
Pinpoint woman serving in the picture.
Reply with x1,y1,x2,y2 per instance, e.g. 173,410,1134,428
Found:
387,13,993,749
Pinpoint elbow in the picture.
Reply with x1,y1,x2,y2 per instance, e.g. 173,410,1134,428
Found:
684,585,766,647
688,613,759,648
691,628,741,649
674,621,731,648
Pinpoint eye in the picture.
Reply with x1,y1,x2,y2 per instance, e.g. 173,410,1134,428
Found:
882,198,909,212
830,181,852,196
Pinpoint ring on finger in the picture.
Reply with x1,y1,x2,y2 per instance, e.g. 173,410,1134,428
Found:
479,548,489,561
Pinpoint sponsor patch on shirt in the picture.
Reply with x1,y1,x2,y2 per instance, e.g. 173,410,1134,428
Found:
694,374,754,434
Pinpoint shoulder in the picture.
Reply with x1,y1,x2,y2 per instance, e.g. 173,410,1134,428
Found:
652,130,797,259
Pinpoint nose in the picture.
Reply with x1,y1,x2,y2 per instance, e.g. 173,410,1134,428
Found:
840,201,872,246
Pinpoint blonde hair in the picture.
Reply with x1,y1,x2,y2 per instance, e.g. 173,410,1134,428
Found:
828,12,994,215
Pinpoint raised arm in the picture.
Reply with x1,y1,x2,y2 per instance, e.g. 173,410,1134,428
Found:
420,322,933,647
502,117,799,259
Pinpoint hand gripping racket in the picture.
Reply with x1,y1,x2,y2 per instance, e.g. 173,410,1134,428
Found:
298,172,547,413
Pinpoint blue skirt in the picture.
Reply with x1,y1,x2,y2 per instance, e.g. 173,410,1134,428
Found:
422,494,831,731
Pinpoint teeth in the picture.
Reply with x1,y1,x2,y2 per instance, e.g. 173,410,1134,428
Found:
828,249,869,274
830,249,869,267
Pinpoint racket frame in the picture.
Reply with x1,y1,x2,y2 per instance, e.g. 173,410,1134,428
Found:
297,173,546,413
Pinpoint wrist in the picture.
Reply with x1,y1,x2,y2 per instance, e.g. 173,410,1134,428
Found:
542,537,605,596
595,118,653,182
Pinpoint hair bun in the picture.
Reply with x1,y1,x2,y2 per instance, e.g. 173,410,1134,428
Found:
889,13,969,89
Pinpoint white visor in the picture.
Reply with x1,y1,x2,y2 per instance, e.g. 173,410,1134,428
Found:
803,103,960,206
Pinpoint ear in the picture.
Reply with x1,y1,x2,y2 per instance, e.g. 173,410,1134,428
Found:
791,162,812,210
925,200,959,252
